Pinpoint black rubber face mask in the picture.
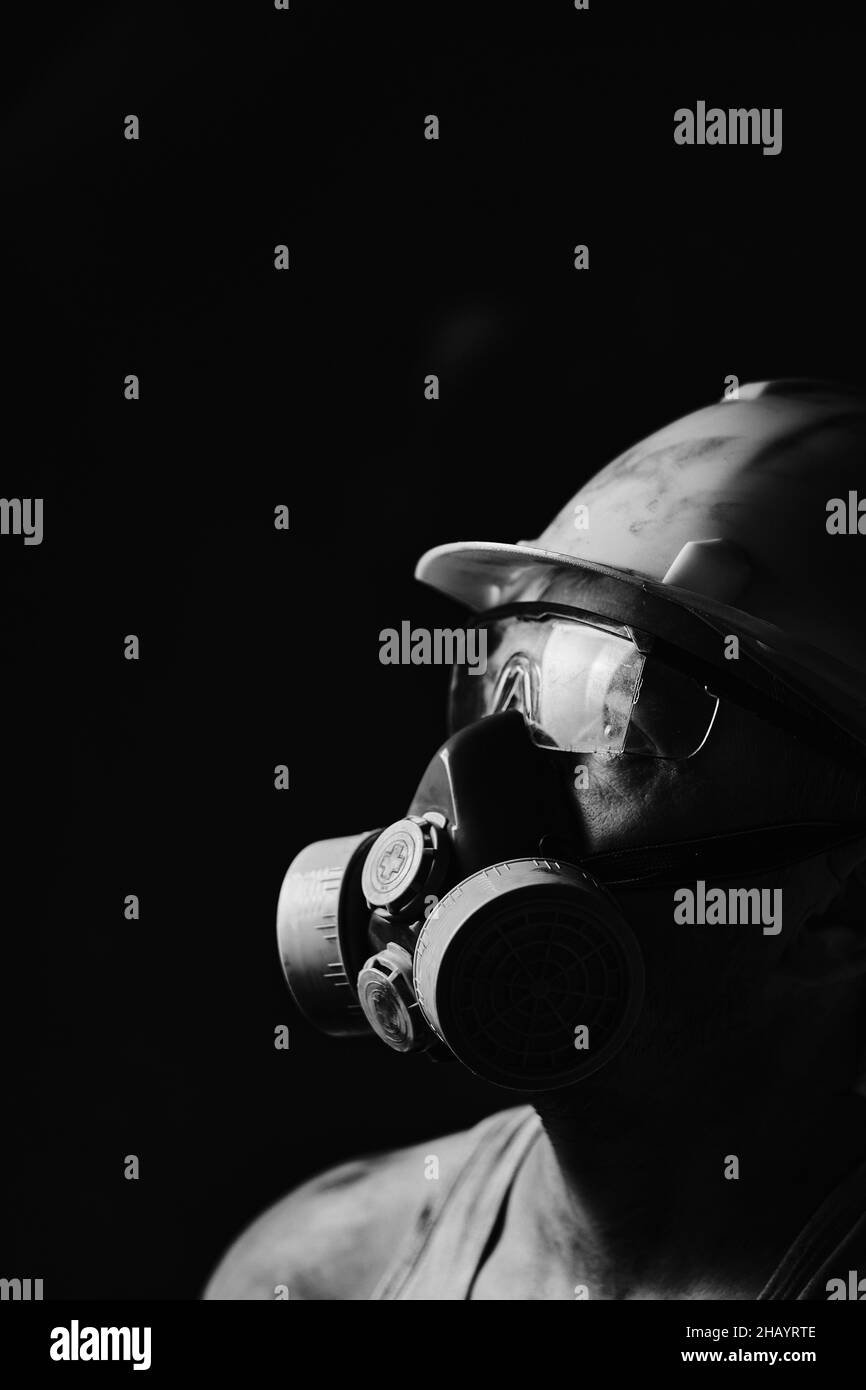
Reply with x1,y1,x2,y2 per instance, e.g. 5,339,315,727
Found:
276,708,864,1093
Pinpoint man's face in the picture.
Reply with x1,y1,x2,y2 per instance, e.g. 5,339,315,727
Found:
514,570,834,1092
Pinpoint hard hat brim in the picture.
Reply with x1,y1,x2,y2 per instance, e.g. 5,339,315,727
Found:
416,540,662,611
415,540,866,745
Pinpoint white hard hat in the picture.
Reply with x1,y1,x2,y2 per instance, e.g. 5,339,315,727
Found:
417,380,866,745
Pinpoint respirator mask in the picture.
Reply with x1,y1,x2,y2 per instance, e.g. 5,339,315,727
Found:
277,599,866,1091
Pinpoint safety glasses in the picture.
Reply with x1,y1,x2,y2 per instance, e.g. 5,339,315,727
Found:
448,603,721,759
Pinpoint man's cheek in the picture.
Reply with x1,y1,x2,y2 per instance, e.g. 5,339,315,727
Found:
567,756,670,852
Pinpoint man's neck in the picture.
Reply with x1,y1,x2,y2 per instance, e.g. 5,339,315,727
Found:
476,1076,866,1299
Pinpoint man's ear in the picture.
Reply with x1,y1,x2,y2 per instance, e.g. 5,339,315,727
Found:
780,845,866,987
785,922,866,987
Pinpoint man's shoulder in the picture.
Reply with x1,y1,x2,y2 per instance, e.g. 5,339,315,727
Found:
203,1119,491,1301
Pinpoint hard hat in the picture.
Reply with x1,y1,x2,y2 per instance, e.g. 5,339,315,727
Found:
416,380,866,747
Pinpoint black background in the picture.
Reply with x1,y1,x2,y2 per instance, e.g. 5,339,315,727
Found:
3,1,865,1298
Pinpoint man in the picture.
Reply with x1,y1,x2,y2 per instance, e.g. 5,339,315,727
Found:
206,380,866,1299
